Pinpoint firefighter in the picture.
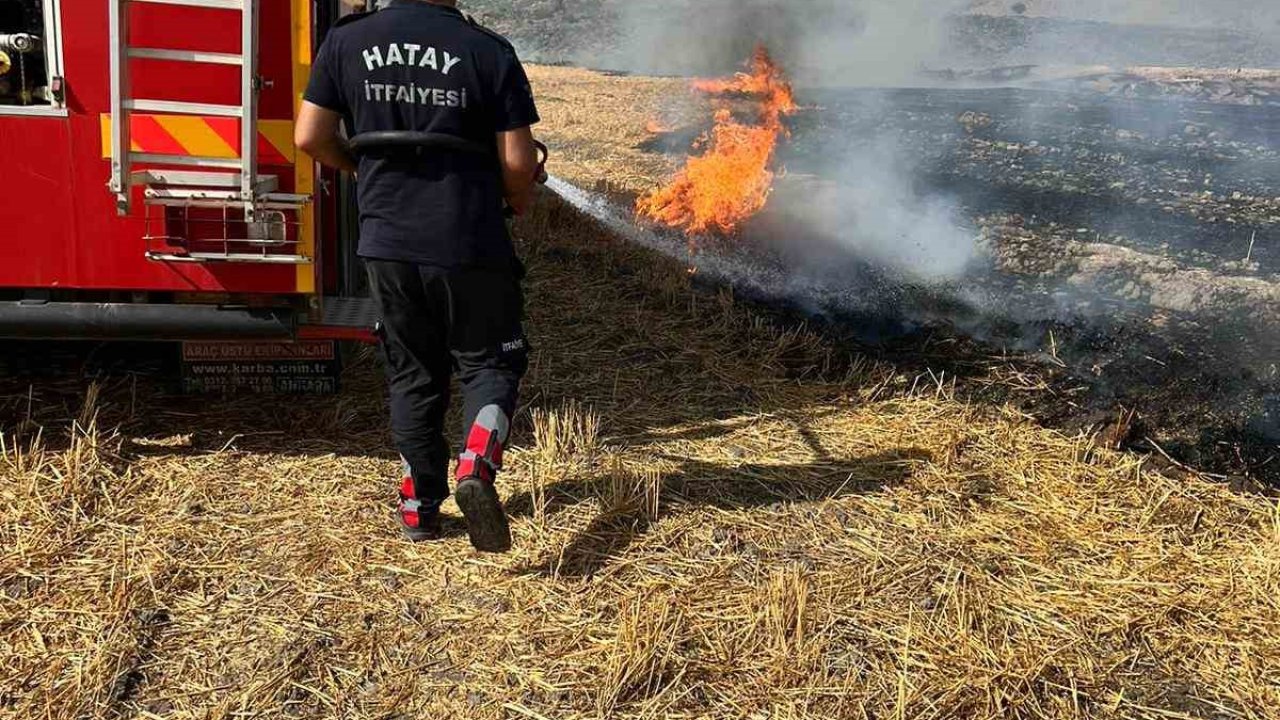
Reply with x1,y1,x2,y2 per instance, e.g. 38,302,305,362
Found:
295,0,544,552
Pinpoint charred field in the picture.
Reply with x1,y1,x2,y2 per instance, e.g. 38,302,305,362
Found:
768,84,1280,482
563,73,1280,484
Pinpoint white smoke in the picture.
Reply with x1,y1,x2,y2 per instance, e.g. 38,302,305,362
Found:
607,0,970,86
612,1,983,282
970,0,1280,30
760,137,981,282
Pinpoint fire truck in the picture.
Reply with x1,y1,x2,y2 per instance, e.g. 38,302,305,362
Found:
0,0,374,352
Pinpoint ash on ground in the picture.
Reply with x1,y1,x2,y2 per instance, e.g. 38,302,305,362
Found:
710,84,1279,481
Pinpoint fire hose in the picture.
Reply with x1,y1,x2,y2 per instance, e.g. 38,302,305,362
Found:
347,131,550,215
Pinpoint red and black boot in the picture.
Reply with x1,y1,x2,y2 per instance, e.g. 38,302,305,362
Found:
398,465,444,542
454,405,513,553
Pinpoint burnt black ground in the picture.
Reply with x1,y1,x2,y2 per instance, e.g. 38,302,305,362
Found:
787,87,1279,270
640,84,1280,483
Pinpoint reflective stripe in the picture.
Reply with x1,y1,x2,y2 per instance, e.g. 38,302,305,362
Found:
99,114,295,163
154,114,239,158
474,404,510,443
456,453,494,483
460,404,509,478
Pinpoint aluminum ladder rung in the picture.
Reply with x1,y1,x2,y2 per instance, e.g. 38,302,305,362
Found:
132,170,277,192
126,99,243,117
128,48,244,65
127,153,244,170
130,0,244,9
150,236,295,248
111,0,262,220
144,195,309,212
144,189,304,203
146,252,312,265
147,188,249,201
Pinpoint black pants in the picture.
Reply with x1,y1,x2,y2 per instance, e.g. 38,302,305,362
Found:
367,259,529,503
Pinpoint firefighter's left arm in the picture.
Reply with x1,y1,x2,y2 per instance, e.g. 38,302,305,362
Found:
497,126,541,217
295,101,357,174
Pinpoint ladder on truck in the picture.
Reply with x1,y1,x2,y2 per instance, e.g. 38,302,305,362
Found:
107,0,310,265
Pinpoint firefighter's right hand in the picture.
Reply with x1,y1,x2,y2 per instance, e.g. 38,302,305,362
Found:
534,140,549,185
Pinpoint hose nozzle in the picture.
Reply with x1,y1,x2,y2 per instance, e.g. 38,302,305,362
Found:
0,34,42,55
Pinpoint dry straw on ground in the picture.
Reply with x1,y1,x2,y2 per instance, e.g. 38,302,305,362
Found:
2,65,1279,719
525,65,693,197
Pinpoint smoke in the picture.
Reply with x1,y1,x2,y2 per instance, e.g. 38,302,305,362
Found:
603,0,969,86
546,175,973,328
562,0,1280,79
758,135,981,283
607,1,984,285
971,0,1280,31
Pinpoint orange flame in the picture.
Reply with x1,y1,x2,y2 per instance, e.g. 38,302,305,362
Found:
637,46,797,242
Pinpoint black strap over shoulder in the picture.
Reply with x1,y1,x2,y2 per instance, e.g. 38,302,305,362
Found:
333,11,374,29
348,131,496,158
350,132,548,164
465,15,515,51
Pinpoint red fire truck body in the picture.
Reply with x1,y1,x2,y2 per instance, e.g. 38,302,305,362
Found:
0,0,365,342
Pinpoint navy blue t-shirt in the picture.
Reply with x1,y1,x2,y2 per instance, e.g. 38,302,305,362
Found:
304,1,539,267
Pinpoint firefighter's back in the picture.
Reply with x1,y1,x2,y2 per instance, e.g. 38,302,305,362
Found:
305,1,539,268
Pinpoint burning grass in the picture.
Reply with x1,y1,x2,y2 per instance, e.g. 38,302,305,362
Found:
636,47,798,242
1,186,1279,718
520,66,691,197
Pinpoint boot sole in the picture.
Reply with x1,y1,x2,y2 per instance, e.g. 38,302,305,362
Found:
455,479,513,553
395,510,443,543
400,524,441,543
